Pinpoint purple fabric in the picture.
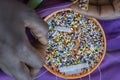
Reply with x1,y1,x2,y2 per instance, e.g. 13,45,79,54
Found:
0,0,120,80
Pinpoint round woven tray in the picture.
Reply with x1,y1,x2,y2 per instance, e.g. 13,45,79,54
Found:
44,8,106,79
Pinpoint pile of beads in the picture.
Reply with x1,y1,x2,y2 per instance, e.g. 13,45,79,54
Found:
45,9,106,78
71,0,89,11
79,0,89,10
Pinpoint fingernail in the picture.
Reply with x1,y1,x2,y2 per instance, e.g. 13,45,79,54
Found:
38,38,48,45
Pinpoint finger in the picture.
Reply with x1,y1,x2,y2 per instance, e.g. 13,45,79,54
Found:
1,46,32,80
17,44,45,69
113,0,120,12
5,60,32,80
0,64,13,77
90,0,110,5
100,4,115,18
24,13,48,45
12,63,32,80
30,68,40,78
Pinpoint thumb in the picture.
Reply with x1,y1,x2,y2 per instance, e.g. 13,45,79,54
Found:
24,14,48,45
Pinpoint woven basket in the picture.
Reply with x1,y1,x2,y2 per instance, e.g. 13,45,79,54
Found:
44,8,106,79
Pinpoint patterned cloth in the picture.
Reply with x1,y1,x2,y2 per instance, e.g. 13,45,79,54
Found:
0,0,120,80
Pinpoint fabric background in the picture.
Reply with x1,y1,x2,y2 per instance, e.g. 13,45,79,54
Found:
0,0,120,80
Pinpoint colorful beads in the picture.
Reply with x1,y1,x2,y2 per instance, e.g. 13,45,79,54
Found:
79,0,89,10
45,10,105,76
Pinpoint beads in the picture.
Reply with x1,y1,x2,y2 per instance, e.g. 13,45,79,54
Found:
79,0,89,10
45,10,105,75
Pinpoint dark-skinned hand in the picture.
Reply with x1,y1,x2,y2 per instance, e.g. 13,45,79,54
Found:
0,0,48,80
71,0,120,20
